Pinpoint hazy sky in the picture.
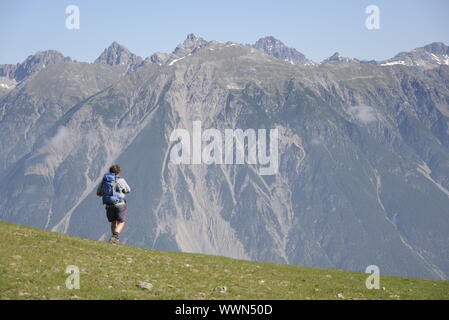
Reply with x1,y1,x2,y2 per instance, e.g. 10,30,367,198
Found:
0,0,448,64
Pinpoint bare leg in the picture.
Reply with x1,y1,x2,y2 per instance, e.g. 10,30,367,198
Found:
115,221,125,234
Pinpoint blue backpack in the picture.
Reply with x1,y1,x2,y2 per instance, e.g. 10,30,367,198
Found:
101,173,123,205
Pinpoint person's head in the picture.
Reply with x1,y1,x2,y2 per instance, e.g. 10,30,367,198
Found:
109,164,121,175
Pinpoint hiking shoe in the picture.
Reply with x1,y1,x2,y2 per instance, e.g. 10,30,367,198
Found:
110,237,120,244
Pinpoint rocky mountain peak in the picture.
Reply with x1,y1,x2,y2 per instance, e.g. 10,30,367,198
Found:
322,52,356,63
251,36,313,65
1,50,71,82
253,36,285,49
254,36,297,52
185,33,199,41
94,42,143,69
380,42,449,68
328,52,342,60
172,33,209,57
422,42,449,55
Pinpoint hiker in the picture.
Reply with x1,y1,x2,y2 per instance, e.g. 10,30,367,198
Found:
96,164,131,244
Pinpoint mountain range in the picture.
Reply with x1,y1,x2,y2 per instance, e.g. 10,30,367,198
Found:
1,35,449,280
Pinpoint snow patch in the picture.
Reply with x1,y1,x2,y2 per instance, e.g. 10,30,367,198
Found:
226,84,244,90
168,53,192,66
380,60,406,66
428,53,449,65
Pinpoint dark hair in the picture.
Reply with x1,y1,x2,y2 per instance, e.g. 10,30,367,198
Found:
109,164,121,175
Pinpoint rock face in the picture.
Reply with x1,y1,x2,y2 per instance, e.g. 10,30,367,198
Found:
1,37,449,281
423,42,449,55
0,50,71,83
150,34,209,66
173,33,209,57
0,61,124,178
94,41,143,70
251,36,314,65
322,52,357,64
380,42,449,68
0,64,17,79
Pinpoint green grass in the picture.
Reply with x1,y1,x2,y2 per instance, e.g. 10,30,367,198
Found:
0,220,448,300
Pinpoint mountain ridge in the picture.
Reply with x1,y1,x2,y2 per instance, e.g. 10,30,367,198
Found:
2,36,448,76
380,42,449,68
1,35,449,281
0,50,72,83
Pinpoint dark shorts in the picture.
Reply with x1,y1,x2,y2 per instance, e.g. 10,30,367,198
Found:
106,202,127,222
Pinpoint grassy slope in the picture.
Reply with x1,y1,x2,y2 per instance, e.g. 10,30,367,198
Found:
0,220,448,300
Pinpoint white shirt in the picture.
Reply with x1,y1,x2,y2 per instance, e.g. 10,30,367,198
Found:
116,177,131,198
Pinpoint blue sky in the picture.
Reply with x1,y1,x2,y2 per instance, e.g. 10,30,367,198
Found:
0,0,448,64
